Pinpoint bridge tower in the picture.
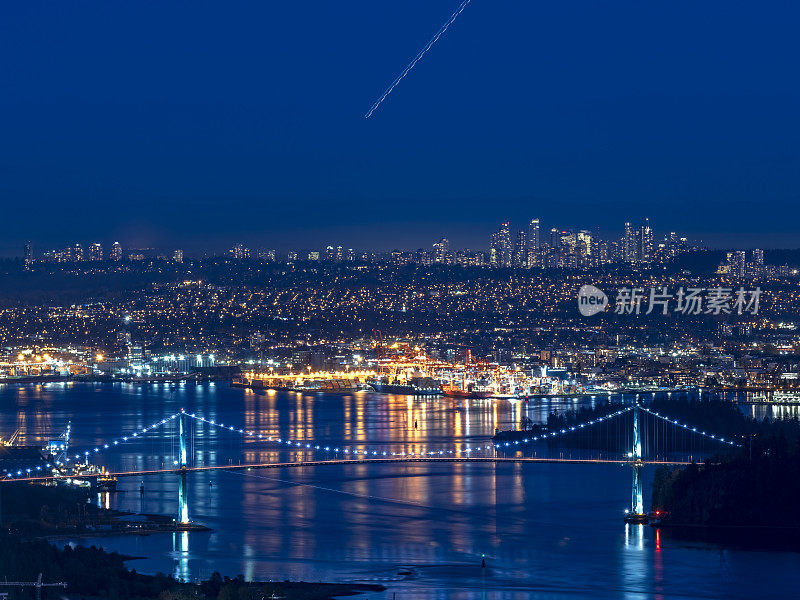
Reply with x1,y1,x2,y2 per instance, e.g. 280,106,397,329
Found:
625,404,646,523
179,410,188,467
177,410,189,525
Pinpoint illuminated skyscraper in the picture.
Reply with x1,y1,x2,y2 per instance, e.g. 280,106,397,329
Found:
576,230,592,266
514,230,528,267
89,242,103,261
549,227,560,248
639,218,653,264
727,250,746,277
173,249,184,263
433,238,450,263
230,243,249,259
24,241,33,269
624,222,637,263
527,218,540,266
110,242,123,261
489,222,512,267
528,218,540,250
257,248,276,262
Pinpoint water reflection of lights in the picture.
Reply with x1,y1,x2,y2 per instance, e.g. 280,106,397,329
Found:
751,403,800,421
622,523,647,599
654,528,663,600
172,531,190,582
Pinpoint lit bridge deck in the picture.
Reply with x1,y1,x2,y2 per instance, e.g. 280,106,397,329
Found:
2,456,690,483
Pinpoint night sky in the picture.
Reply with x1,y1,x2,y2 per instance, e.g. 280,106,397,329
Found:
2,1,798,255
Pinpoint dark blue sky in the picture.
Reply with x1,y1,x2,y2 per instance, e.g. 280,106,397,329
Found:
2,1,798,255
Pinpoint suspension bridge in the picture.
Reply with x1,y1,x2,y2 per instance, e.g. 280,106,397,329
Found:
1,404,741,525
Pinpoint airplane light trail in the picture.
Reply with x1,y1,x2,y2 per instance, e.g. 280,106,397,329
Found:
365,0,473,119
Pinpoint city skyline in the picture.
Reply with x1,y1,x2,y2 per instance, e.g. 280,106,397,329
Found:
3,3,800,597
4,206,800,258
11,215,793,262
2,2,800,255
18,217,679,260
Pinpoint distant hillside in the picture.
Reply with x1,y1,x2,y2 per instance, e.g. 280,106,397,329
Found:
670,249,800,275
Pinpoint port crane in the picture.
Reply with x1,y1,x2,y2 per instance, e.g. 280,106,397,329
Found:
0,430,20,446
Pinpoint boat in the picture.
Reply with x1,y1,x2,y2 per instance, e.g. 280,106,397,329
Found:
624,512,650,524
442,384,493,399
371,376,442,396
772,391,800,403
371,383,442,396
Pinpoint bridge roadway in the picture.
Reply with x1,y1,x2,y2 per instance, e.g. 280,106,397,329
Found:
1,456,690,483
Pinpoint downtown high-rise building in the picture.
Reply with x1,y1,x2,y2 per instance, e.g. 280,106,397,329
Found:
727,250,746,277
489,222,513,267
623,222,637,263
576,230,593,266
110,242,123,261
528,218,540,250
88,242,103,261
433,238,450,263
514,230,528,267
230,243,249,259
24,241,33,269
527,218,540,266
639,218,653,264
257,248,276,261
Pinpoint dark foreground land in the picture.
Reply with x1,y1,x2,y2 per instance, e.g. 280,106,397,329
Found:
0,484,384,600
0,532,384,600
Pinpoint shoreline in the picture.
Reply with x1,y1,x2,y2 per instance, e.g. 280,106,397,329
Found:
4,378,800,407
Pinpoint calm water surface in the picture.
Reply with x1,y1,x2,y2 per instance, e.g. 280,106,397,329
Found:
2,382,799,599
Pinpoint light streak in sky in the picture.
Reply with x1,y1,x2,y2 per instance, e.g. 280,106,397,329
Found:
365,0,473,119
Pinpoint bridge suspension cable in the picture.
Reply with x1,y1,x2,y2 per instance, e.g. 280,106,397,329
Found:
637,405,742,448
2,403,743,481
185,407,646,459
3,413,182,479
184,411,494,459
66,413,182,462
494,406,635,450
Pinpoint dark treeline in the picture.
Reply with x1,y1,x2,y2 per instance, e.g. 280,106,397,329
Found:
0,534,383,600
652,418,800,528
1,483,108,535
0,532,178,600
